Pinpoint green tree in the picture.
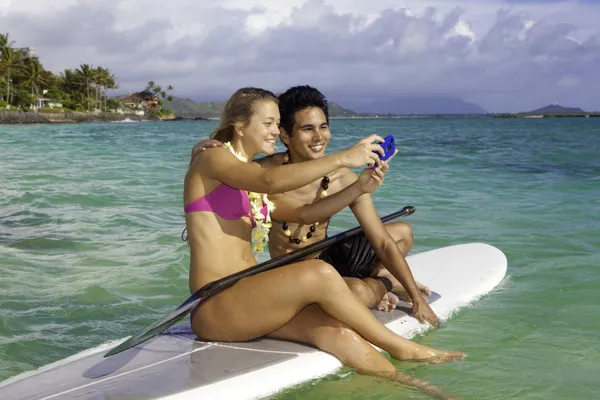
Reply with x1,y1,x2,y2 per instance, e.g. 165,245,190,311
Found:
145,81,174,104
0,44,21,104
21,59,50,104
10,87,34,109
95,66,117,111
60,69,82,93
0,49,21,104
75,64,93,111
2,32,169,113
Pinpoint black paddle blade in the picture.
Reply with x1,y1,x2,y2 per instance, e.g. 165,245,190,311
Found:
147,295,201,330
104,297,201,357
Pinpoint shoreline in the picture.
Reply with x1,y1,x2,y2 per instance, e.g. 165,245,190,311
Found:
0,110,163,125
489,113,600,118
3,110,599,125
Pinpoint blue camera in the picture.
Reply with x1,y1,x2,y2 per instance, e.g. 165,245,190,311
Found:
373,135,395,168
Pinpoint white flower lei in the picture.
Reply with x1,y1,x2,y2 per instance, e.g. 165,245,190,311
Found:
224,142,275,254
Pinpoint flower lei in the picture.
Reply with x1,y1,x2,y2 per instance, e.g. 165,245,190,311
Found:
224,142,275,254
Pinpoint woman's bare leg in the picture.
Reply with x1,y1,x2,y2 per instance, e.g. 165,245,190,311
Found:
194,259,465,363
269,305,462,400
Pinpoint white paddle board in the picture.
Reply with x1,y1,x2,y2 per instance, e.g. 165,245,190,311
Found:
0,243,507,400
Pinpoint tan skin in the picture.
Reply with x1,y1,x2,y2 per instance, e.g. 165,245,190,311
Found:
186,102,386,292
197,107,439,324
186,100,465,400
266,108,438,322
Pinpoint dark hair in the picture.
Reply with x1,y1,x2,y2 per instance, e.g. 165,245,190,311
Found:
278,85,329,136
190,87,277,166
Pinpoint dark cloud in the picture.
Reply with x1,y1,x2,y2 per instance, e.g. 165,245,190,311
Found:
1,0,598,112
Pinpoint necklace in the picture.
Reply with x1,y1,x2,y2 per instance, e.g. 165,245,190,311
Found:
224,142,275,254
281,152,329,244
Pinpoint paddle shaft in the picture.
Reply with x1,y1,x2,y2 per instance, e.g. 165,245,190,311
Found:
104,206,415,357
161,205,414,325
198,205,416,298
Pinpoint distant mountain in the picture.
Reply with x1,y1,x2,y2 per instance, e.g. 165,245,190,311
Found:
328,102,358,117
162,95,488,118
348,97,488,115
162,97,357,118
525,104,586,114
162,97,225,118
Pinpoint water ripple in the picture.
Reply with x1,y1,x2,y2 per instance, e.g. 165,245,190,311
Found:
1,119,599,400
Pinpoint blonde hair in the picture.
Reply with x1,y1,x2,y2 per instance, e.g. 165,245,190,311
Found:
190,87,277,166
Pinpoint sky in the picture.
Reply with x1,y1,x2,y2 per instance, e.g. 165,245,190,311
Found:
1,0,599,113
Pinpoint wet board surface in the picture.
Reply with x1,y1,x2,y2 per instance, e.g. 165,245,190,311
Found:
0,243,508,400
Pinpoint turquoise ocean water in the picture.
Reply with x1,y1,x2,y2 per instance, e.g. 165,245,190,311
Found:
1,118,599,399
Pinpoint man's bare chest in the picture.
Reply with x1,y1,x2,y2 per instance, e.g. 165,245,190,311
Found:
283,173,347,204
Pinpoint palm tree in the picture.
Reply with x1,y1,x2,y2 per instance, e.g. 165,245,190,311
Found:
95,67,117,111
165,85,174,102
145,81,174,105
92,67,100,110
59,69,80,95
59,68,85,109
21,59,49,108
0,32,16,54
104,69,117,110
0,47,22,104
76,64,93,111
93,66,112,111
95,66,110,111
1,33,15,102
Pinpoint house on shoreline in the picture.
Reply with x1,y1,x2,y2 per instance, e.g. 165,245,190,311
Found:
120,90,161,115
34,97,62,109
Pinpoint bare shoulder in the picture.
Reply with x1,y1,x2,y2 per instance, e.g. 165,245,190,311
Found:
254,152,286,169
191,147,234,172
196,146,231,162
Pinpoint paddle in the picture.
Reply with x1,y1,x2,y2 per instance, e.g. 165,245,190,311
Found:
104,205,416,357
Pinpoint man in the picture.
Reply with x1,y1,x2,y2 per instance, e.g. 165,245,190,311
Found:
195,86,439,325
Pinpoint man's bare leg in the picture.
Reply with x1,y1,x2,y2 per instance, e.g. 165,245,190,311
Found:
344,277,393,308
341,221,427,312
376,268,430,303
385,221,414,256
377,221,431,299
344,277,399,312
363,221,428,308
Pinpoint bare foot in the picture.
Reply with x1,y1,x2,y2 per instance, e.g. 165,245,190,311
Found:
392,346,467,365
394,281,431,303
416,350,467,365
379,371,463,400
375,292,400,312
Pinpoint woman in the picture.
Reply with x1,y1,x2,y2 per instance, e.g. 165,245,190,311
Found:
185,87,465,399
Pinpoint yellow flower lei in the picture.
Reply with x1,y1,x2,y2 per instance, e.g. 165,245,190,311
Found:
224,142,275,254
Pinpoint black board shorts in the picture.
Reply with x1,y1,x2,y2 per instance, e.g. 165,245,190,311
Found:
317,233,378,278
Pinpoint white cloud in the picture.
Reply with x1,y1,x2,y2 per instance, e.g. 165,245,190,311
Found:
446,20,476,42
1,0,599,112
